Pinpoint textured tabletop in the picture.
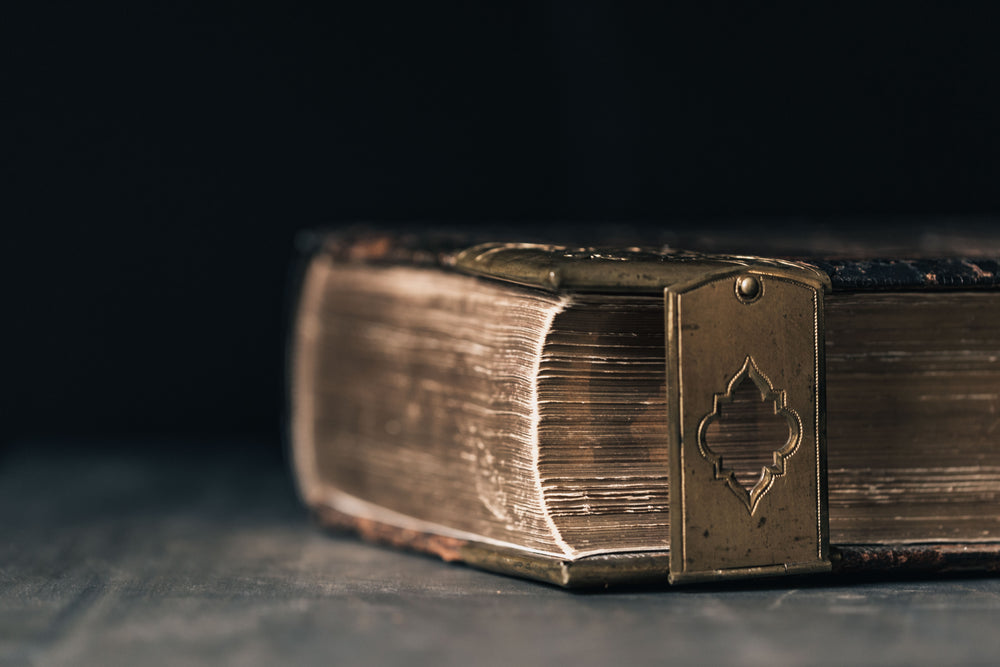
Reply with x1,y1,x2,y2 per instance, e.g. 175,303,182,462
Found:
3,440,1000,667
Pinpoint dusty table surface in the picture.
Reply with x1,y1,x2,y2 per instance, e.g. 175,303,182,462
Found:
3,439,1000,667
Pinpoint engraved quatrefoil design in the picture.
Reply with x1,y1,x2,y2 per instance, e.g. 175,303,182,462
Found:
697,356,802,514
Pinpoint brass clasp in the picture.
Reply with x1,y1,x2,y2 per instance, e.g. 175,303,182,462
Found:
666,264,832,584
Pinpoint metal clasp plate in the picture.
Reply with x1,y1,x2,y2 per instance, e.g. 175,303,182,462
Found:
666,265,831,584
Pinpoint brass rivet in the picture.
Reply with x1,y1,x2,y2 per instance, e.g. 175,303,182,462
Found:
736,275,761,302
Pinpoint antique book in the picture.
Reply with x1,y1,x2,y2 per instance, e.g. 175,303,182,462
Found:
289,227,1000,586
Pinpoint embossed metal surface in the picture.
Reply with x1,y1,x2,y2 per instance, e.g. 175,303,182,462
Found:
452,242,831,293
698,356,803,515
666,270,831,584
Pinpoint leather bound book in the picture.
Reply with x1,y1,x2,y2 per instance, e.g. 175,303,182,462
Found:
288,226,1000,586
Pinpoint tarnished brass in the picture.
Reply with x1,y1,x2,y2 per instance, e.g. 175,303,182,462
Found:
736,275,762,302
452,243,831,294
666,268,831,584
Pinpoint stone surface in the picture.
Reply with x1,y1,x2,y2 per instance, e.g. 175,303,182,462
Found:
3,439,1000,666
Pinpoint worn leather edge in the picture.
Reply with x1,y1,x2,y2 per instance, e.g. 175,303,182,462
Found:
313,506,1000,587
314,506,468,564
811,258,1000,291
830,543,1000,574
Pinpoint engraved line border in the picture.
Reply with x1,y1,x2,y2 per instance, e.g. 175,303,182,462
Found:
695,355,804,515
813,288,822,560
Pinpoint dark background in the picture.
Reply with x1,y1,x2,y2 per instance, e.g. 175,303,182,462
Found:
9,3,1000,444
